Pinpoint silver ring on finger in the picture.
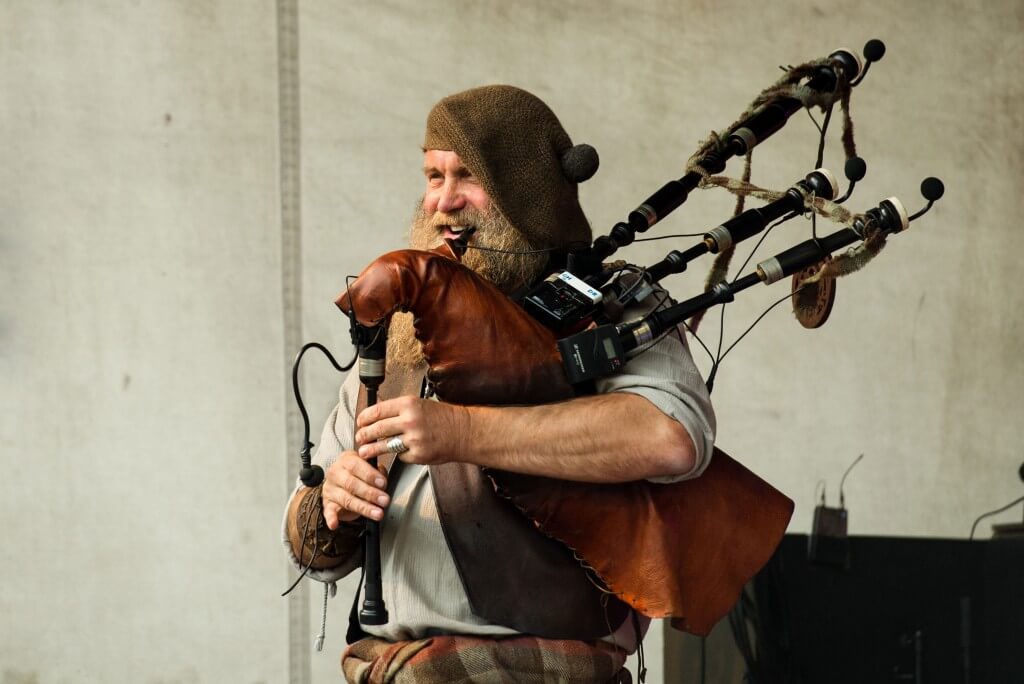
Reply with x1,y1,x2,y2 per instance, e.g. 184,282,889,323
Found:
385,435,409,455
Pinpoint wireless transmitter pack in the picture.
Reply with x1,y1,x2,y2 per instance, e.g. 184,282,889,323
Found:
808,501,849,568
808,454,863,568
523,271,603,331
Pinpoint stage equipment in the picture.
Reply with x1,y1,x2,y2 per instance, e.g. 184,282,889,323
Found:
729,534,1024,683
807,453,863,567
970,460,1024,539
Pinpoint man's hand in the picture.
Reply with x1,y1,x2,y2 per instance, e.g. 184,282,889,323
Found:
354,396,470,466
321,451,390,530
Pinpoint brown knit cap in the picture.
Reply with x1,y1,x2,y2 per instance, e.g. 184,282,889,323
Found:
423,85,598,250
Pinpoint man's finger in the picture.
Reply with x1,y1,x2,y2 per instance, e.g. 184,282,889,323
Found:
323,501,340,531
337,452,388,488
357,440,389,461
356,398,403,429
354,416,405,447
340,470,390,509
338,489,384,520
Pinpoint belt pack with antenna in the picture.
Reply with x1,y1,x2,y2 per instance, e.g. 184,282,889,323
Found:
809,453,863,567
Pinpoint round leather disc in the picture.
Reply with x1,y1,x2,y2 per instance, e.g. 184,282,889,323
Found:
792,257,836,329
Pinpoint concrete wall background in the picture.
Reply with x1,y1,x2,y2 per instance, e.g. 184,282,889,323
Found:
2,1,1021,682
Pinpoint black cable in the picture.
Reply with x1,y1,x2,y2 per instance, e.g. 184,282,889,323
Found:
804,107,823,136
281,494,323,596
465,243,559,255
704,209,803,393
969,495,1024,540
613,265,651,304
625,286,720,380
732,213,799,282
284,276,362,594
715,300,727,365
718,287,806,366
634,232,706,242
810,103,832,240
704,299,728,393
680,319,715,367
814,103,834,169
292,342,357,487
294,343,355,440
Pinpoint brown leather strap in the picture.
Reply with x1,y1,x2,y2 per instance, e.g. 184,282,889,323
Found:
431,461,630,639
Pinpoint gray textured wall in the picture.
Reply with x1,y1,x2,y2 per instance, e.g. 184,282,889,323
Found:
2,1,1021,683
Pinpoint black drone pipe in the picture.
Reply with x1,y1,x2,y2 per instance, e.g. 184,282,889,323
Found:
630,197,909,350
571,43,874,279
644,168,838,284
558,192,915,386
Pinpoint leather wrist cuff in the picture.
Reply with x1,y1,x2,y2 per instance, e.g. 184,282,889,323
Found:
287,485,364,570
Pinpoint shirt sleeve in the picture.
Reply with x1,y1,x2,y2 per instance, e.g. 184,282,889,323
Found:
280,370,364,582
594,289,716,484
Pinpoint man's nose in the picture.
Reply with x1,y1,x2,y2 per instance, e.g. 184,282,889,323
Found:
436,179,466,213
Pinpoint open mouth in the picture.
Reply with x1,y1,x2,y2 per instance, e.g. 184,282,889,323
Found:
440,225,475,242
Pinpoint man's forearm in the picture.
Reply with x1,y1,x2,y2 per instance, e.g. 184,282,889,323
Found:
461,392,697,483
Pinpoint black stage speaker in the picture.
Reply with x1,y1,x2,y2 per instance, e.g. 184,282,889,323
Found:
748,535,1023,683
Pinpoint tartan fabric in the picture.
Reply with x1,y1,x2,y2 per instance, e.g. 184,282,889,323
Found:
341,634,631,684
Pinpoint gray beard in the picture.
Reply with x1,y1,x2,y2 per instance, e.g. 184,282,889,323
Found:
386,201,549,370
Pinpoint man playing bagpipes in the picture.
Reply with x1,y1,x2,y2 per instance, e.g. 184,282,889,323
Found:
281,85,779,684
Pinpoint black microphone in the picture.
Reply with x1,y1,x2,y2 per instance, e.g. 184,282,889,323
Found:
845,156,867,183
863,39,886,63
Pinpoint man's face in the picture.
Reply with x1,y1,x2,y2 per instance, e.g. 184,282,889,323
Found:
389,149,550,368
409,150,548,294
420,150,490,240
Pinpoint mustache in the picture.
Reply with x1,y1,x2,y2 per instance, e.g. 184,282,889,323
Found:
423,208,485,231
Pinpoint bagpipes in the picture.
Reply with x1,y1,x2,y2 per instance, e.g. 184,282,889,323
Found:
287,39,945,636
335,241,795,636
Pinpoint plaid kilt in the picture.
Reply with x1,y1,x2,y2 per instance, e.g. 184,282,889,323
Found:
341,634,631,684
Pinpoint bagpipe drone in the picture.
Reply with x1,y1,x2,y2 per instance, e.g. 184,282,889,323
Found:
286,39,945,638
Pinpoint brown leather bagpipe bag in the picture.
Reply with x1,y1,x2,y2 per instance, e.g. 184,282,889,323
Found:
336,243,794,635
